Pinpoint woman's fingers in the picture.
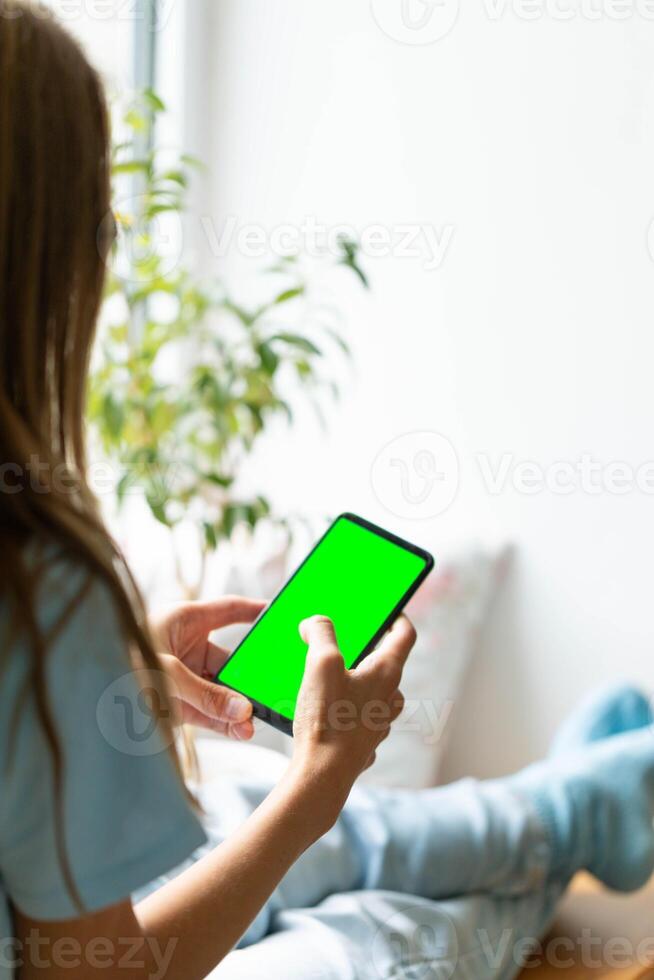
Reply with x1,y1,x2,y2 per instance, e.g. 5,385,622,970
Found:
378,614,417,666
299,615,343,669
151,596,266,662
390,688,405,720
203,641,234,678
181,704,254,740
187,595,267,633
356,614,416,686
300,614,338,650
165,656,253,725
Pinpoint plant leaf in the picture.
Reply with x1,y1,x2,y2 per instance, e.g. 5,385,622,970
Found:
271,333,321,356
113,159,151,175
273,286,305,305
203,522,218,549
143,88,166,113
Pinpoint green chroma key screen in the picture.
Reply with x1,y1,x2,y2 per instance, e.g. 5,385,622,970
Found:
217,513,433,729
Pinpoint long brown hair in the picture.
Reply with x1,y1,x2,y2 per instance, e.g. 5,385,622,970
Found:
0,0,184,910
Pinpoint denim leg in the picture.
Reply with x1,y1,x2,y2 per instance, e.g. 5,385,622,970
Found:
134,773,558,950
217,882,566,980
236,777,554,947
338,780,553,899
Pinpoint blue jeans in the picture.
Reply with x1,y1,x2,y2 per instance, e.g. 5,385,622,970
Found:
189,777,569,979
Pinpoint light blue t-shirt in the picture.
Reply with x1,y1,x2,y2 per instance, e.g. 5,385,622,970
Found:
0,552,206,976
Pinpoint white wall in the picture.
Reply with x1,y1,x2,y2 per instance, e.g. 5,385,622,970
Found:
192,0,654,779
42,0,133,91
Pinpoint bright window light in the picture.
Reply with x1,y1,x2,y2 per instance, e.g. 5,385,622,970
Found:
40,1,135,93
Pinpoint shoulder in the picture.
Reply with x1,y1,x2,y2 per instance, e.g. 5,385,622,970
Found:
0,545,206,920
0,543,134,731
34,542,120,624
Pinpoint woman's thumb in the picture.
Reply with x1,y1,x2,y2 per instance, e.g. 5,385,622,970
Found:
299,615,342,670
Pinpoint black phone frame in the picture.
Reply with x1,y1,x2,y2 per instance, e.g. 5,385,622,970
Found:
215,512,435,737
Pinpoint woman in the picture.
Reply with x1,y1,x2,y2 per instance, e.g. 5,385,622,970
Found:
1,3,653,978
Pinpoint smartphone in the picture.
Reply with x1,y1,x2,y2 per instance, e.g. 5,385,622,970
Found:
216,512,434,735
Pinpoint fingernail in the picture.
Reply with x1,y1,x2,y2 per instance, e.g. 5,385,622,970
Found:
226,696,250,721
234,720,254,740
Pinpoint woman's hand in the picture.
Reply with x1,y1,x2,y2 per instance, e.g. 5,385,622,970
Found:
151,595,266,740
290,614,416,831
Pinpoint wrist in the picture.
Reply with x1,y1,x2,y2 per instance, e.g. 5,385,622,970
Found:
279,754,349,840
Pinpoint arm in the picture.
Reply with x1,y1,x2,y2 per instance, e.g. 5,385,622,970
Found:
16,764,335,980
136,762,335,973
15,615,415,979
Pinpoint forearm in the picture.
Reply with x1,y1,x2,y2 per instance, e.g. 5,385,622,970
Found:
15,767,333,980
135,765,331,979
16,608,410,979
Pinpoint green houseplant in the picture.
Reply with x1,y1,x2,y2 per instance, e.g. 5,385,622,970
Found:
88,92,367,599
